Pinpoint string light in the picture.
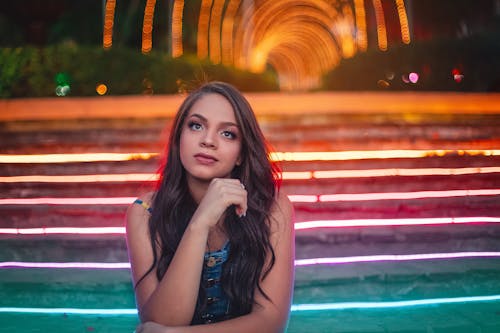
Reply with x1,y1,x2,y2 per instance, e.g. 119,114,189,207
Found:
372,0,388,51
395,0,411,44
171,0,184,57
353,0,368,51
102,0,116,49
142,0,157,54
197,0,212,59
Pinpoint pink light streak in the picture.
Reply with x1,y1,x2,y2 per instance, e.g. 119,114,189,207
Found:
295,252,500,266
2,252,499,269
311,166,500,179
1,217,499,236
0,262,130,269
294,217,500,230
0,227,125,235
0,197,136,205
1,188,497,206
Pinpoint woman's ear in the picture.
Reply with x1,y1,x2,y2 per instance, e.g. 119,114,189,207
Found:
235,153,243,166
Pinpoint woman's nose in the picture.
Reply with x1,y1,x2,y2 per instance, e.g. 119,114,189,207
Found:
200,130,217,148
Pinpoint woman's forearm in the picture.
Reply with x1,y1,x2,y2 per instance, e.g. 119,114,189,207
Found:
139,222,209,325
140,307,288,333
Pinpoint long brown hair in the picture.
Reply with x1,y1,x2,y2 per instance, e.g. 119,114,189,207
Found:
138,81,281,320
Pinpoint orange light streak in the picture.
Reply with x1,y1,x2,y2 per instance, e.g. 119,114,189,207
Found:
197,0,213,59
336,4,357,58
395,0,411,44
171,0,185,57
221,0,240,65
372,0,388,51
1,167,498,184
270,150,500,162
209,0,225,63
142,0,157,53
353,0,367,51
103,0,116,49
1,150,498,164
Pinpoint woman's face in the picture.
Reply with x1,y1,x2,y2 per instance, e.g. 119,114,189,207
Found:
179,93,242,183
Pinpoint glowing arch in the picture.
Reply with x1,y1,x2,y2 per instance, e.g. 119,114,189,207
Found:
102,0,412,90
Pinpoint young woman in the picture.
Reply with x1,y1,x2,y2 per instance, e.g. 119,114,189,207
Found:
126,81,295,333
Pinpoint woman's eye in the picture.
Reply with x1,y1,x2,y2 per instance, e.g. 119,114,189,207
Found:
221,130,236,139
188,121,203,131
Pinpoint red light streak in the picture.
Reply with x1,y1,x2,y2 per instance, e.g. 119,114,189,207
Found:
1,189,497,206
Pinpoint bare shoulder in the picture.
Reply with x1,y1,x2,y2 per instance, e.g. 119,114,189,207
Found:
269,189,294,232
126,191,155,230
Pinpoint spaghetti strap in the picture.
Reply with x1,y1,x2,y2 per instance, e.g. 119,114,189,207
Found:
133,198,153,214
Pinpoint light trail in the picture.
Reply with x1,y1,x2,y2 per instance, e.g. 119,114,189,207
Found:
1,217,499,236
1,150,498,164
0,153,158,163
2,295,500,314
1,188,498,206
2,252,499,269
294,217,500,230
289,295,500,311
0,227,125,235
294,252,500,266
1,167,498,183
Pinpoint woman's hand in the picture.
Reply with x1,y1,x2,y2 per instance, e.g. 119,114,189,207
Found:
191,178,247,230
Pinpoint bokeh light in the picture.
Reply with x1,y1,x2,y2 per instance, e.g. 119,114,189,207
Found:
55,73,71,97
409,72,419,83
96,84,108,95
452,68,464,83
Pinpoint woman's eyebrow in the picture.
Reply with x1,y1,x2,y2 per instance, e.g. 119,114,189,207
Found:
189,113,238,127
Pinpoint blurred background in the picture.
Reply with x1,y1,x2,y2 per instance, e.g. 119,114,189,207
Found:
1,1,500,333
1,0,499,96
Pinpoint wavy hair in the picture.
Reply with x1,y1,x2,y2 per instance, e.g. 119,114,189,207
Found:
137,81,281,322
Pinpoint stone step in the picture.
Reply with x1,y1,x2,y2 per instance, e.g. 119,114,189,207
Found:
2,223,500,262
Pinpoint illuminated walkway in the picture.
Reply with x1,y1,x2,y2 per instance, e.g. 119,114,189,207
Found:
0,93,499,332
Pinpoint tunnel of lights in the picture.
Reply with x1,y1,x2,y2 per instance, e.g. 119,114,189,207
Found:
103,0,411,90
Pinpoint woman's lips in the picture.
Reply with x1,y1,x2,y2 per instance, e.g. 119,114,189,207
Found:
194,153,218,165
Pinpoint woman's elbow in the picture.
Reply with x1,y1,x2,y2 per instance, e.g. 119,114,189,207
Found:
138,304,192,326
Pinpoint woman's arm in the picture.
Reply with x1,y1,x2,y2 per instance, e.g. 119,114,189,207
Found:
126,179,248,326
126,194,208,325
135,191,295,333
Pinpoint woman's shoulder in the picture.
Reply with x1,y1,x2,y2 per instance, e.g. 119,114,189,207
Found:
270,189,294,229
126,191,155,228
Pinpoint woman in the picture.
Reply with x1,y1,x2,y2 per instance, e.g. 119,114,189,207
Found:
126,81,294,333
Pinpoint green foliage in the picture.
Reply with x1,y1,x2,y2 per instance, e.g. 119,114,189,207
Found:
0,43,279,98
322,34,500,92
